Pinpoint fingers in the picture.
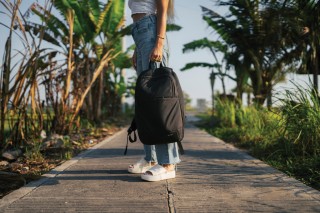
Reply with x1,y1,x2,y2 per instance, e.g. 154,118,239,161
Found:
150,47,163,62
150,53,162,62
151,55,162,62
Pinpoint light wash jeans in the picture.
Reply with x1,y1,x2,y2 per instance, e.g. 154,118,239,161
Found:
131,14,180,165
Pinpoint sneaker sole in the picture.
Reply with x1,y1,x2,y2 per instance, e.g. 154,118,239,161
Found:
128,166,152,174
141,171,176,182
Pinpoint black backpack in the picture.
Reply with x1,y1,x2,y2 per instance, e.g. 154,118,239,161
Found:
125,64,185,155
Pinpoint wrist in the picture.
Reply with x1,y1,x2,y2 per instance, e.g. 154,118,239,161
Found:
157,34,165,40
156,38,164,47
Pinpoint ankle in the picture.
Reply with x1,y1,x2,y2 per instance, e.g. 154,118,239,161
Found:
161,164,175,171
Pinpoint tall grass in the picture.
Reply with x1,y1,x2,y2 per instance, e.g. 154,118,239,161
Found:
278,84,320,158
215,98,236,128
237,106,281,149
210,84,320,159
213,99,281,150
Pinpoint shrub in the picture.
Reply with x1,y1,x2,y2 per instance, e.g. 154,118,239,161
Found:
215,98,236,128
278,85,320,158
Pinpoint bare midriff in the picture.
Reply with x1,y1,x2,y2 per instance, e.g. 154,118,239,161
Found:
132,13,148,22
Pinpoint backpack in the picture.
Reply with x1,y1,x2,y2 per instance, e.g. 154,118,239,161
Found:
125,64,185,155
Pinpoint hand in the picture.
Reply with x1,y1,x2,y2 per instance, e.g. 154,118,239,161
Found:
150,46,163,62
132,49,137,70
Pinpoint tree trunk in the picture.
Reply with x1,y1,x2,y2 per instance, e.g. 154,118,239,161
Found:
1,38,11,150
236,75,244,105
248,51,264,105
63,9,75,102
67,50,117,130
210,72,216,116
220,76,226,96
247,92,251,106
85,58,93,120
311,34,319,92
93,70,104,124
266,86,272,109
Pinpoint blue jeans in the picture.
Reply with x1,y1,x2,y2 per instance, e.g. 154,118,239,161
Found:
131,14,180,165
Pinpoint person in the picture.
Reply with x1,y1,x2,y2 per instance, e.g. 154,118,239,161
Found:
127,0,180,182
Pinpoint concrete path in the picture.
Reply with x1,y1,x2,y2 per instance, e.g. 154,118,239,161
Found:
1,116,320,212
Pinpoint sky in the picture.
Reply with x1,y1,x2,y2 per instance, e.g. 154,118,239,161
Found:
0,0,317,107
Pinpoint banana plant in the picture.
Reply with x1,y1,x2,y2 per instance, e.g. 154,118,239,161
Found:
182,38,233,96
27,0,129,132
201,1,301,106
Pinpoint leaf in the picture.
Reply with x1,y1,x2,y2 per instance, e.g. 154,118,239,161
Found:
30,6,68,40
85,0,101,24
183,38,227,53
181,62,219,71
167,24,182,32
96,0,112,33
101,0,125,35
112,52,131,69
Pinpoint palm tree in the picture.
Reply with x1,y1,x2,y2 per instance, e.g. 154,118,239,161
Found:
292,0,320,91
181,38,237,111
182,38,231,95
28,0,129,132
201,0,301,106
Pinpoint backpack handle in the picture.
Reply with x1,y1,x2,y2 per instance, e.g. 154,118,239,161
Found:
124,119,137,155
149,61,164,70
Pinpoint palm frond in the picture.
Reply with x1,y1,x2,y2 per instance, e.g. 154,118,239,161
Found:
101,0,125,35
167,24,182,32
24,23,61,46
85,0,101,24
31,4,68,39
181,62,220,71
96,1,112,33
183,38,227,53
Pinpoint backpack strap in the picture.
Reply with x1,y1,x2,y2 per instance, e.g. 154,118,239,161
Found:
124,119,137,155
177,141,185,155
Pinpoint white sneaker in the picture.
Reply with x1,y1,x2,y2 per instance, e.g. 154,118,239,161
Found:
141,164,176,182
128,158,155,174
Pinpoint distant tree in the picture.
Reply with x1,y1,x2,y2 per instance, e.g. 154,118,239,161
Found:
181,38,232,96
201,0,302,106
181,38,237,112
291,0,320,91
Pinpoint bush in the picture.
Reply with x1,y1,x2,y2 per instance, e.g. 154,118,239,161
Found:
215,99,236,128
214,99,281,150
278,85,320,157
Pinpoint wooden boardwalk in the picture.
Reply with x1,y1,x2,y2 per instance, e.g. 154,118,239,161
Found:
1,116,320,212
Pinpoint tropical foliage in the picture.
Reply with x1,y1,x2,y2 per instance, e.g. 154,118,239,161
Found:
0,0,130,150
183,0,320,107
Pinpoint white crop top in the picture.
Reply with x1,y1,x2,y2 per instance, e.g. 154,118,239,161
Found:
128,0,157,15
